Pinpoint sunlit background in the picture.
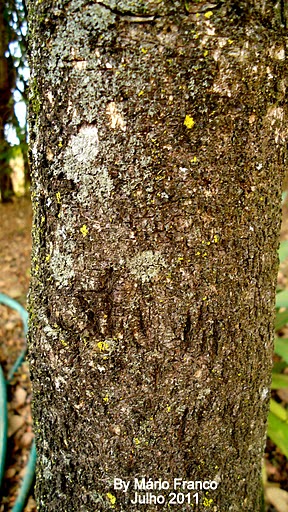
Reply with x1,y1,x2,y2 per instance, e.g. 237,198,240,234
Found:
1,0,28,201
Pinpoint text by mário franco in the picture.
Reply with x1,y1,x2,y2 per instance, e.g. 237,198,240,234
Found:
112,477,219,506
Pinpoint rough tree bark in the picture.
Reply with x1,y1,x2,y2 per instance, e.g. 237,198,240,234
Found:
27,1,287,511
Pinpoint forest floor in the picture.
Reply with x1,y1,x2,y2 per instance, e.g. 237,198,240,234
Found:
0,196,288,511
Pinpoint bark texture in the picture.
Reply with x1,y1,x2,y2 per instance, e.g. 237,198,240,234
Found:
28,1,287,511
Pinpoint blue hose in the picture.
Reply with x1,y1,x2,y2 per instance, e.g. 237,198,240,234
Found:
0,293,36,511
0,365,8,491
0,293,29,383
11,442,37,512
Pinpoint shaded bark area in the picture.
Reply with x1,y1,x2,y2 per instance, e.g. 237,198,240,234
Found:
27,1,287,511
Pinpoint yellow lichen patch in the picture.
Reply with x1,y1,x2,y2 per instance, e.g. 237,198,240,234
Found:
97,341,110,352
80,224,88,237
184,115,195,129
203,497,213,507
204,11,213,18
106,493,116,506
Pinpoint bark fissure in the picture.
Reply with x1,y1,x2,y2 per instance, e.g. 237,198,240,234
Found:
96,1,157,21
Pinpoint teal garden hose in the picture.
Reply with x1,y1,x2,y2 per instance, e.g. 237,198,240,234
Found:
0,293,36,511
0,365,8,493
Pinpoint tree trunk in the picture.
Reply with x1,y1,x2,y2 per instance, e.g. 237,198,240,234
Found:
27,1,287,510
0,0,14,202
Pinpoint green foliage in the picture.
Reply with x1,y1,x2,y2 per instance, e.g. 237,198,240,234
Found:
268,401,288,459
278,240,288,265
268,240,288,458
0,0,29,200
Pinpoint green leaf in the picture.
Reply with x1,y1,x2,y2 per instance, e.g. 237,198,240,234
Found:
273,361,288,374
276,290,288,309
274,338,288,364
275,310,288,331
279,240,288,264
270,398,288,421
268,411,288,459
271,373,288,389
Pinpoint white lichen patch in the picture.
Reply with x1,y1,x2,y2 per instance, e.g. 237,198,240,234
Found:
46,91,54,104
50,242,75,286
127,250,166,283
197,388,211,400
70,167,114,204
62,125,114,205
264,106,285,143
211,78,233,98
96,166,114,202
260,387,269,400
73,60,87,70
69,125,99,164
106,102,126,131
49,2,116,70
41,455,52,480
266,105,284,124
270,45,285,61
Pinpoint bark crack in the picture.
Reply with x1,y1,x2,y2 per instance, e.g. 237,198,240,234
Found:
184,1,223,14
280,0,287,28
96,1,157,22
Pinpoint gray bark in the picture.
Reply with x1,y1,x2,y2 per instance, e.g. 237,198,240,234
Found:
27,1,287,511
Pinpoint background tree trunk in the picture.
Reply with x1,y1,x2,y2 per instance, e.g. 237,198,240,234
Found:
0,0,15,202
27,1,287,510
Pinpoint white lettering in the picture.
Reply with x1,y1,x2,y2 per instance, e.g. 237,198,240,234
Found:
154,479,162,489
114,478,130,492
146,479,153,490
134,478,146,490
174,478,182,489
130,492,165,504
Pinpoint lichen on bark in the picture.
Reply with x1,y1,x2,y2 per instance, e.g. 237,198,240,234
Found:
27,1,288,510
